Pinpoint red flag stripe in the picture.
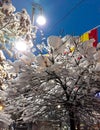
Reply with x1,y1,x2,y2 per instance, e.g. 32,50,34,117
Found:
89,28,98,47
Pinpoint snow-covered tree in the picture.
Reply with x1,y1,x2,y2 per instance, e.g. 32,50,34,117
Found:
0,1,100,130
3,35,100,130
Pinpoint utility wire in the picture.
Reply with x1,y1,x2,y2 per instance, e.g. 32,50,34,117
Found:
48,0,85,33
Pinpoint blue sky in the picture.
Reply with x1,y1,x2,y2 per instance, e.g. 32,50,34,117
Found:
12,0,100,38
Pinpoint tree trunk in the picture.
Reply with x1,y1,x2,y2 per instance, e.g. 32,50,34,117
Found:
59,122,62,130
69,111,76,130
76,117,80,130
77,121,80,130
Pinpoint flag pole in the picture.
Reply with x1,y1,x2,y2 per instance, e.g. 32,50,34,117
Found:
80,24,100,36
86,25,100,33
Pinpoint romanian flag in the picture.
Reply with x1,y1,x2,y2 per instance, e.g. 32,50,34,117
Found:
80,28,98,47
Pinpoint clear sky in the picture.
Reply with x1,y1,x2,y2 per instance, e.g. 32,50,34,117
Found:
12,0,100,38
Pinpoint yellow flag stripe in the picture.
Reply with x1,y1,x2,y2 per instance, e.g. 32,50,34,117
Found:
80,32,89,42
